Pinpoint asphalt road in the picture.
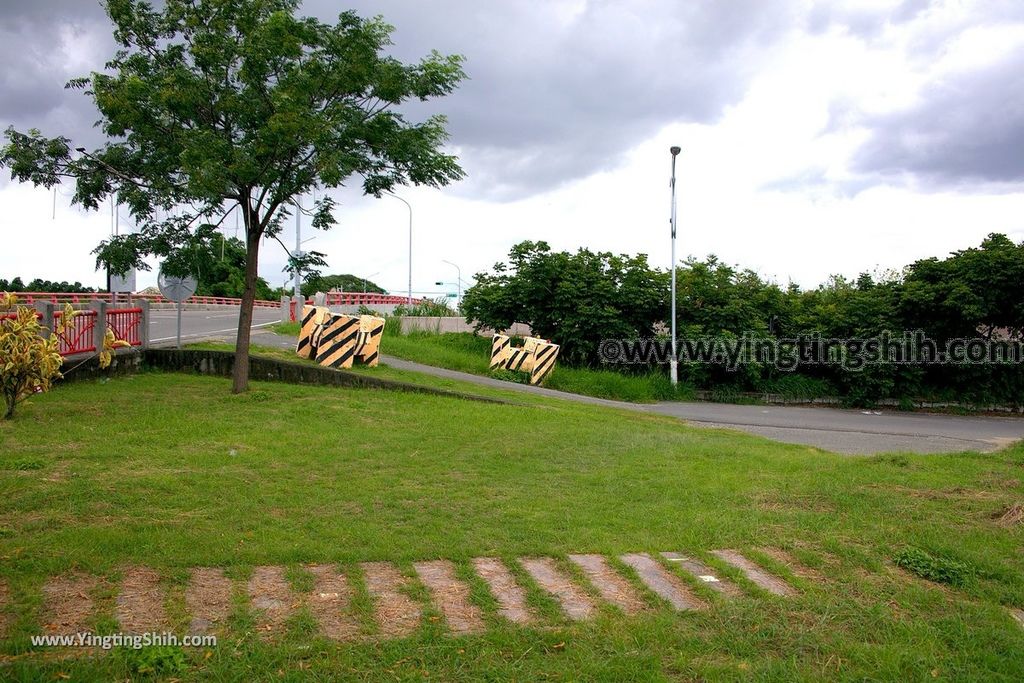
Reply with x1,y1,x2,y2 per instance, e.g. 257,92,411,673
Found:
166,310,1024,455
149,307,282,345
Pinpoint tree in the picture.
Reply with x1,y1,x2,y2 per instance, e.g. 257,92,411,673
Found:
176,235,275,300
463,241,667,366
1,0,465,392
301,273,385,297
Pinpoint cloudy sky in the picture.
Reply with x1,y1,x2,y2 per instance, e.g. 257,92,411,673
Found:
2,0,1023,297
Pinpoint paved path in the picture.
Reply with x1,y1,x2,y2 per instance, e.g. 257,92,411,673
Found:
178,322,1024,456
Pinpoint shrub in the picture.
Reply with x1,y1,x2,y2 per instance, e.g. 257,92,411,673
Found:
1,303,63,419
893,546,974,588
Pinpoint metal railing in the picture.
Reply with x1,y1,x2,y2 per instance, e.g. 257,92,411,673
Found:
1,303,146,357
52,309,98,355
14,292,282,308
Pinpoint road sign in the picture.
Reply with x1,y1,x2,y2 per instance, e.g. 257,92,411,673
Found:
158,269,198,348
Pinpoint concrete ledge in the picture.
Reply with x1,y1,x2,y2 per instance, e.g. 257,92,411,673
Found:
59,349,145,382
142,348,508,404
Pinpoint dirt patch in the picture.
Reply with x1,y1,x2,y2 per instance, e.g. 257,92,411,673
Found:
43,573,96,635
756,547,827,583
712,550,797,597
992,502,1024,526
472,558,532,625
0,580,9,638
755,494,835,514
306,564,359,640
568,554,645,614
862,483,1002,501
185,568,232,635
247,566,295,639
360,562,422,637
620,553,705,611
520,557,595,621
115,567,167,634
413,560,484,634
1007,607,1024,629
660,552,743,598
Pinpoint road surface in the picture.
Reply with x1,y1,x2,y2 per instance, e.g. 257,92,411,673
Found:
149,307,282,345
164,310,1024,455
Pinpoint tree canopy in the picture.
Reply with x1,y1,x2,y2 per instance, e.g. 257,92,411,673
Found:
1,0,466,391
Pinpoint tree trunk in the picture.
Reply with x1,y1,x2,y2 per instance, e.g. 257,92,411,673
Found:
231,213,261,394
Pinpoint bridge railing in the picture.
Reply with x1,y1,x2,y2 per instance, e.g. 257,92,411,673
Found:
1,302,146,358
14,292,283,308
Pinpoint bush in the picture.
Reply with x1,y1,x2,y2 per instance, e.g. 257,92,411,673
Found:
0,302,63,419
893,546,974,588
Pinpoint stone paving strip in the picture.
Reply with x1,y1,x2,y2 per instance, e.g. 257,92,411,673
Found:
20,551,805,644
307,564,360,640
712,550,798,597
471,557,533,625
42,573,97,636
186,568,232,635
660,552,743,598
568,554,645,614
413,560,485,634
520,557,596,620
620,553,705,611
115,567,167,634
248,566,296,638
360,562,422,637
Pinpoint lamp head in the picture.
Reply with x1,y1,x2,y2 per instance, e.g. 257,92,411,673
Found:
670,146,681,156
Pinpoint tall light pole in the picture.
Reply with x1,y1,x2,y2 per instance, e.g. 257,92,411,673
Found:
669,146,681,386
441,259,461,305
363,271,380,294
294,199,302,296
385,192,413,304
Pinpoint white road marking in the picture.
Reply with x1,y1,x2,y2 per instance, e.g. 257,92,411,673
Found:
151,321,276,343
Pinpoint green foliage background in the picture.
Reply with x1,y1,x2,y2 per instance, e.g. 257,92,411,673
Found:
463,233,1024,405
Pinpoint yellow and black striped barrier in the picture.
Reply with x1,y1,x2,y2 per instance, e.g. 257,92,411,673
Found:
306,312,387,369
354,316,385,367
489,334,560,385
296,305,331,359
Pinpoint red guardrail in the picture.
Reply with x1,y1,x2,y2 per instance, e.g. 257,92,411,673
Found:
106,307,143,347
1,306,141,356
13,292,282,308
12,291,424,308
52,309,98,355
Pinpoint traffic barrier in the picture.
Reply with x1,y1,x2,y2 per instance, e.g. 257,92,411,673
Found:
489,334,560,385
296,306,331,359
309,313,386,369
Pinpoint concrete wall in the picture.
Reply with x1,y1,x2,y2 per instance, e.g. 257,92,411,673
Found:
397,316,532,337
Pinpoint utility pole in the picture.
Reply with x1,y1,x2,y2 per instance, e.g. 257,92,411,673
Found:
669,146,681,386
294,199,301,296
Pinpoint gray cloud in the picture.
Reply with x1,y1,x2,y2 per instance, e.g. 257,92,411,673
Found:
323,0,798,199
851,44,1024,190
4,0,1023,202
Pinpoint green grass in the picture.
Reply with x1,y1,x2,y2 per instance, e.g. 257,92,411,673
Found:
1,372,1024,679
381,331,695,402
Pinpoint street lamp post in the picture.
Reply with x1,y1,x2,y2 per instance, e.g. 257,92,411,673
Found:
441,259,461,305
363,271,380,294
385,192,413,305
669,146,681,386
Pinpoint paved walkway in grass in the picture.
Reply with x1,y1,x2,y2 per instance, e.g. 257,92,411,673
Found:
215,328,1024,456
10,548,806,646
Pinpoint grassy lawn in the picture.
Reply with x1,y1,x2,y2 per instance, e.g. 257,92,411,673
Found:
1,372,1024,680
380,330,693,403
